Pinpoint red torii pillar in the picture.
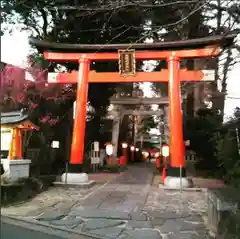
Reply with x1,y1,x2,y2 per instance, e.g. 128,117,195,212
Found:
168,55,184,167
166,55,186,186
70,57,89,165
43,46,219,187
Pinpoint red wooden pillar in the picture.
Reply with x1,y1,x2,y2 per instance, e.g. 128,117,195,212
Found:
70,57,89,164
156,157,161,169
121,143,128,165
123,148,128,165
16,128,22,159
167,55,185,168
130,146,135,162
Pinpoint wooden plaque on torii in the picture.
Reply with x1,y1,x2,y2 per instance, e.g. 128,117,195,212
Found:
118,49,136,76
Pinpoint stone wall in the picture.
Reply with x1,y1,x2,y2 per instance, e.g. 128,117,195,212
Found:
207,188,240,238
1,159,31,183
218,211,240,238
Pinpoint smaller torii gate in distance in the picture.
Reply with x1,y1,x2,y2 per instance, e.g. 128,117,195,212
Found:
30,34,235,188
108,95,170,158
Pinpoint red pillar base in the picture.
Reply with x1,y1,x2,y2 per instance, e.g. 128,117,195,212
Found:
156,157,161,169
162,168,166,184
131,152,134,162
166,165,186,177
67,164,83,173
118,157,121,167
108,156,113,165
163,166,191,188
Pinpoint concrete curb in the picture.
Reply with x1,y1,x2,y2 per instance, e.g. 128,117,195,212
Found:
2,215,104,239
158,184,207,192
53,180,96,189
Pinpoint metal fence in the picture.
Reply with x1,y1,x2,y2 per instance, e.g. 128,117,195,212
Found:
185,150,199,176
185,150,199,162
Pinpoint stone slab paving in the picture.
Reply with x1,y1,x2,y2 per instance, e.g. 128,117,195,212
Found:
1,184,101,217
2,164,212,238
143,188,211,238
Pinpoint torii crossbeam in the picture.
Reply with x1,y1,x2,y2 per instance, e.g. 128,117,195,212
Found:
48,69,213,83
30,34,236,187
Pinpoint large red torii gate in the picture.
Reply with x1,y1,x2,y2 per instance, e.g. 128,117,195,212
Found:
30,34,235,185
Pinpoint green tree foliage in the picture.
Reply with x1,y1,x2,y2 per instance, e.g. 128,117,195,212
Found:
214,131,240,186
184,108,222,171
202,1,240,118
234,107,240,118
185,106,240,186
213,106,240,186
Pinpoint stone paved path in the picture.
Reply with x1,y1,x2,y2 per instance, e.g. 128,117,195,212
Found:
2,164,212,239
1,183,102,217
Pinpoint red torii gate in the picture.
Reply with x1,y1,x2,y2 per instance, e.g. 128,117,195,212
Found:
30,35,235,183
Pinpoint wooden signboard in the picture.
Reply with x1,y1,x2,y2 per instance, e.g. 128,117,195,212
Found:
1,128,12,151
118,49,136,76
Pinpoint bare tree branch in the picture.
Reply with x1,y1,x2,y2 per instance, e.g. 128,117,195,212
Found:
235,44,240,53
39,8,48,37
207,2,240,24
49,0,201,11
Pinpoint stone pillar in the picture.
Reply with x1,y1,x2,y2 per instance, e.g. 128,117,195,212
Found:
163,105,170,144
111,111,121,158
193,83,201,116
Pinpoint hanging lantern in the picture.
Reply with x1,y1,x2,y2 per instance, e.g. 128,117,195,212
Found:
130,146,135,151
105,143,113,156
162,144,170,157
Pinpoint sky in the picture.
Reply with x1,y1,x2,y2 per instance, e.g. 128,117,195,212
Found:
1,29,240,120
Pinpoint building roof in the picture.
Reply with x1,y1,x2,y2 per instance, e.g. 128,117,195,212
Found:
1,110,29,125
1,110,39,130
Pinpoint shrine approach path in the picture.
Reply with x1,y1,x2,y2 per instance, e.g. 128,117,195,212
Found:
2,163,211,239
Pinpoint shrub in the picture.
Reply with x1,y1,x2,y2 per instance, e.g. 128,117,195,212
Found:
1,176,54,205
214,131,240,186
